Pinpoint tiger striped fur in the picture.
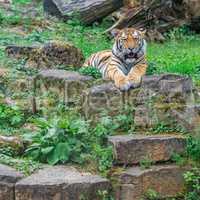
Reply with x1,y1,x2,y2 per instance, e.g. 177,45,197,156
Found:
83,28,148,91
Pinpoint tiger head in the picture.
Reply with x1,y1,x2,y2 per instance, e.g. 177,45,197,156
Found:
111,28,146,64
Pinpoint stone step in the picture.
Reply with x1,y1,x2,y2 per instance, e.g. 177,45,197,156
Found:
0,164,24,200
34,69,93,111
116,164,188,200
32,72,198,132
15,166,110,200
108,134,186,165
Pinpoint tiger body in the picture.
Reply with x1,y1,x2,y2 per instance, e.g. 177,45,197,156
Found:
83,28,148,91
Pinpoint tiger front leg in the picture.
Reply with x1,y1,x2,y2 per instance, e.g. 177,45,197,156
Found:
127,63,148,89
106,65,131,91
114,74,132,91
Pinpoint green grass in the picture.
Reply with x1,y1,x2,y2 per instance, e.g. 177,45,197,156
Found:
148,38,200,78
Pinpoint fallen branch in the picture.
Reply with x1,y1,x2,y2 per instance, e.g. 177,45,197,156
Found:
106,0,193,41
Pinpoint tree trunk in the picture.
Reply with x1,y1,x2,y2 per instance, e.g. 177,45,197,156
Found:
43,0,123,25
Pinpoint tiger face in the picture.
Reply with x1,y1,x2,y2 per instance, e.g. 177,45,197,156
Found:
112,28,146,64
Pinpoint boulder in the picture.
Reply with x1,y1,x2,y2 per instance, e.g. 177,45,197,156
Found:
6,41,84,68
108,134,186,165
116,164,189,200
15,166,110,200
43,0,123,25
0,164,23,200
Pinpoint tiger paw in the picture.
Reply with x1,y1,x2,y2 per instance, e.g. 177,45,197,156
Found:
128,77,142,89
114,79,132,91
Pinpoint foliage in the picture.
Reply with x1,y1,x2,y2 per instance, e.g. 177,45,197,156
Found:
139,156,154,170
23,110,115,174
0,104,25,129
97,190,114,200
184,168,200,200
79,67,102,79
147,34,200,81
146,62,157,75
24,114,91,165
175,136,200,199
0,146,17,157
186,136,200,162
171,153,187,167
13,0,32,4
143,189,159,200
165,26,194,41
23,107,135,174
150,121,186,134
0,152,41,176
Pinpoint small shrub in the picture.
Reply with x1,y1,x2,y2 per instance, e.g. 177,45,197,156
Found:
0,104,25,129
139,156,153,170
97,190,114,200
0,153,41,176
24,112,114,174
24,115,91,165
186,136,200,162
150,122,186,134
184,168,200,200
165,26,193,41
171,153,187,167
143,189,159,200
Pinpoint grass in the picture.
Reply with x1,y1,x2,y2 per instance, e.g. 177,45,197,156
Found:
148,37,200,80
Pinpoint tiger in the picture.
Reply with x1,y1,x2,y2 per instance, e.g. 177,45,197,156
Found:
83,28,148,91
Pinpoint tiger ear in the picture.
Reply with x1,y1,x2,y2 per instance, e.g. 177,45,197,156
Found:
111,29,120,37
139,28,146,36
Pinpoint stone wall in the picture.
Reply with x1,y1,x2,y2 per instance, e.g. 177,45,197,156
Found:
33,70,200,133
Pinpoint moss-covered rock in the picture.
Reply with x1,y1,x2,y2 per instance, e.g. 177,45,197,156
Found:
5,40,84,69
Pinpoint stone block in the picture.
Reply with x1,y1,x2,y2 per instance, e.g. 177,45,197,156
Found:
116,165,188,200
82,82,125,119
35,69,92,110
15,166,110,200
0,164,23,200
108,134,186,165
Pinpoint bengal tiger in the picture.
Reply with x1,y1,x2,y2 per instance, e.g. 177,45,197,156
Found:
83,28,147,91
